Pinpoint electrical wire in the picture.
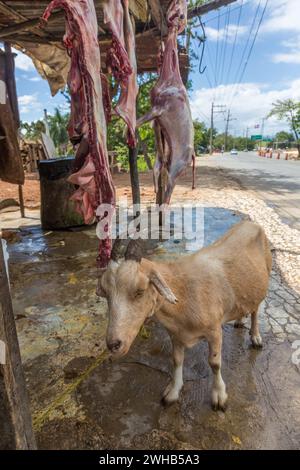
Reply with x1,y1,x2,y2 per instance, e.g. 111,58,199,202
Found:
226,0,244,88
227,0,262,106
229,0,269,108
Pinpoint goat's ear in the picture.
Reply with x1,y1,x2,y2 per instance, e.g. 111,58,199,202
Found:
96,269,107,298
149,269,178,304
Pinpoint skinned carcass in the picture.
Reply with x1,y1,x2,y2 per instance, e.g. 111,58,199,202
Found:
114,0,139,147
103,0,132,85
137,0,195,203
104,0,138,147
42,0,115,268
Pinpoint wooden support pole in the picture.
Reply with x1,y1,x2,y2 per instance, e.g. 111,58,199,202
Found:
128,143,141,209
3,43,20,129
0,240,36,449
18,185,25,218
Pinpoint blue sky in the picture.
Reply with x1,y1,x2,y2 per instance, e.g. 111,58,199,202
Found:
7,0,300,137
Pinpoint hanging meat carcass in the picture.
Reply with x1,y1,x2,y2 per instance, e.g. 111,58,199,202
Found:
137,0,195,204
103,0,138,147
42,0,115,268
103,0,132,85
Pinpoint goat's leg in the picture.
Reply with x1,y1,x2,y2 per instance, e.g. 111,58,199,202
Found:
234,317,245,328
250,308,263,348
162,339,184,405
136,107,162,128
207,328,228,411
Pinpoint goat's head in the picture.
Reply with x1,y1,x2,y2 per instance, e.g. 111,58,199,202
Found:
97,238,177,357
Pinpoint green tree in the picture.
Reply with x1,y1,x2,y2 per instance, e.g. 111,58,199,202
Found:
275,131,294,143
193,119,209,152
268,99,300,158
48,108,70,155
20,120,45,141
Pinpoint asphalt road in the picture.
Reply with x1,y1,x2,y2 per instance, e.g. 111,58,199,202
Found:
199,151,300,230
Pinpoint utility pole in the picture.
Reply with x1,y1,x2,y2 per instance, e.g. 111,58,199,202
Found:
246,127,249,150
260,117,266,150
224,110,237,152
210,102,226,155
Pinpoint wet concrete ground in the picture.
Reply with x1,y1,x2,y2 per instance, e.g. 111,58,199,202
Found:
2,205,300,449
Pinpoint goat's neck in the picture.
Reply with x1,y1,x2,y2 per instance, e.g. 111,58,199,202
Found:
153,263,182,336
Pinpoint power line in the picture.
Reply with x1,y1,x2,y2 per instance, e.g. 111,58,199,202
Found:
229,0,269,107
225,0,244,88
227,0,262,107
214,9,221,98
204,0,249,24
219,5,232,104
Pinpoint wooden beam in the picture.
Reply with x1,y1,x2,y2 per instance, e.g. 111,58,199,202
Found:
0,10,64,39
0,240,36,449
148,0,168,35
187,0,238,19
0,0,58,40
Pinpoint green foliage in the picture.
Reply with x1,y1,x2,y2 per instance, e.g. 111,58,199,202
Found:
20,120,45,141
48,108,70,155
268,99,300,141
193,119,210,151
275,131,294,143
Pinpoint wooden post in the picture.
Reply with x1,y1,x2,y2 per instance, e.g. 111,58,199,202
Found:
0,240,36,449
4,43,25,218
18,185,25,218
128,142,140,208
3,43,19,128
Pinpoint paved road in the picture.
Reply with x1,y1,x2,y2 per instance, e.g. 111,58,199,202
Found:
199,151,300,230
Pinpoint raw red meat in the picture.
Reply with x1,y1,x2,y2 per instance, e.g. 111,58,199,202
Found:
114,0,139,147
137,0,194,203
42,0,115,267
103,0,132,85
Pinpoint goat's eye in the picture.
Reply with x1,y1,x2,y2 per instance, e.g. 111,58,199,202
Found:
134,289,144,298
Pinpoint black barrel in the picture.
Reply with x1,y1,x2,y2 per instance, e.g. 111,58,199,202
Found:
38,157,84,230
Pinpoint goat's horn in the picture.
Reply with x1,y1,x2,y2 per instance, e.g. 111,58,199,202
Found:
125,239,143,263
110,237,126,262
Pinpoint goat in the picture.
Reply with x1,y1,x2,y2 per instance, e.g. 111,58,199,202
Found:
97,221,272,410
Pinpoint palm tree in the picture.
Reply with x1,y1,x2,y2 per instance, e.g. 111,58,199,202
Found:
48,108,69,155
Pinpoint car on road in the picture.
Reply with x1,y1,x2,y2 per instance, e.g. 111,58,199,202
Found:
230,149,238,155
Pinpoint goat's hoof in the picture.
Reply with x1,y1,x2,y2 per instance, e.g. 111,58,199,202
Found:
234,320,244,328
212,402,227,412
161,383,181,406
161,395,177,407
211,390,228,412
251,334,263,349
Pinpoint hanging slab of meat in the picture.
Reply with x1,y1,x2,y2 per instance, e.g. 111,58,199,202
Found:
42,0,115,268
114,0,139,147
137,0,194,204
103,0,132,85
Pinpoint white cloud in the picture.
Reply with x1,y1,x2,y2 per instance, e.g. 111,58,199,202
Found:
261,0,300,34
28,76,41,82
271,34,300,64
206,24,247,43
18,94,40,114
13,49,34,72
191,79,300,135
